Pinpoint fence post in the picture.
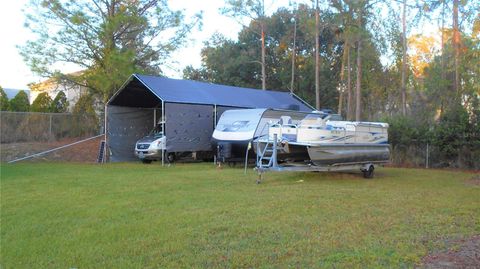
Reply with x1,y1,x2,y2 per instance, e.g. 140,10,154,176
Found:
49,114,52,139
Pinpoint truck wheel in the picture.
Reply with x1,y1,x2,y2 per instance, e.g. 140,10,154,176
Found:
142,159,152,164
363,165,374,178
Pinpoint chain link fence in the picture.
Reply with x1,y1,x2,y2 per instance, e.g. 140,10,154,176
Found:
2,111,479,168
391,143,480,170
1,111,104,162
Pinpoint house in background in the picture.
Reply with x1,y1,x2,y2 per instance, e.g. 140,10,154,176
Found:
29,72,88,111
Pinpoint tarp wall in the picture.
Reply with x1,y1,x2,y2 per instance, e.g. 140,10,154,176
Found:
165,103,214,152
107,105,154,162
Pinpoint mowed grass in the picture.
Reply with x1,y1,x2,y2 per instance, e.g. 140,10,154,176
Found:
1,163,479,268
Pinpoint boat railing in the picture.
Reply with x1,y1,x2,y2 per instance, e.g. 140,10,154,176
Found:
257,121,271,140
345,123,357,143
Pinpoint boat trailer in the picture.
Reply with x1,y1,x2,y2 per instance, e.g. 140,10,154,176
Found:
254,134,385,184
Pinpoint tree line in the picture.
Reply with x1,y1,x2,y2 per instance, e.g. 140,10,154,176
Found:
184,0,478,121
0,86,96,115
18,0,479,168
181,0,479,168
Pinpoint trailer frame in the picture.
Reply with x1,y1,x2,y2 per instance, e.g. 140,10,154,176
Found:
254,134,388,183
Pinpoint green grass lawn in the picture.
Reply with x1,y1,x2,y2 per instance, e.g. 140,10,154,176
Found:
1,163,479,268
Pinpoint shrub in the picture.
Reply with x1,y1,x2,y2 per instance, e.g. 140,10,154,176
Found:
9,90,30,112
72,94,99,137
0,86,9,111
31,92,53,112
50,91,69,113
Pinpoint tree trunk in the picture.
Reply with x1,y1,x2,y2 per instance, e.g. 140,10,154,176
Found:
355,8,362,122
401,0,407,116
315,0,320,110
453,0,460,96
440,0,446,115
290,17,296,93
355,40,362,121
261,23,266,90
338,42,348,116
441,0,446,80
346,46,353,120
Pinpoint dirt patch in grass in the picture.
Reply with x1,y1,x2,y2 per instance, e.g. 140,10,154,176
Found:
465,175,480,187
419,235,480,268
1,137,102,163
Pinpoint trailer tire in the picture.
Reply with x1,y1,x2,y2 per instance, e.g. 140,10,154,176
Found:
363,165,374,178
142,159,152,164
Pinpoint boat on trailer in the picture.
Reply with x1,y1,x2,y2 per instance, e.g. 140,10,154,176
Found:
254,113,390,180
212,108,390,179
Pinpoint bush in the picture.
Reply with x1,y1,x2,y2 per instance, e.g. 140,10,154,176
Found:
432,104,479,168
73,94,96,115
384,115,432,145
72,94,99,137
0,86,9,111
9,90,30,112
383,115,431,166
50,91,69,113
384,104,480,169
31,92,53,112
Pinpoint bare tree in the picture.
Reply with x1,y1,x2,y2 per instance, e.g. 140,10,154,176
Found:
222,0,267,90
355,6,363,121
453,0,460,95
315,0,321,109
401,0,407,115
346,47,353,120
290,8,297,93
338,43,349,116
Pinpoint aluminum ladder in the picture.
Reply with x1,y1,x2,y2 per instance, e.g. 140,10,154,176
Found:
97,140,106,163
256,134,278,169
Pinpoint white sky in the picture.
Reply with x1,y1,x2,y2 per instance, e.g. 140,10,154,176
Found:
0,0,441,90
0,0,295,90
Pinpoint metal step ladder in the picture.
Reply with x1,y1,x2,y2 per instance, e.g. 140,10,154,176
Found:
256,134,278,169
97,140,106,163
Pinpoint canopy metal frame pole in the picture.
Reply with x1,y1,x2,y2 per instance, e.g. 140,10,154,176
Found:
104,104,108,163
154,107,156,127
214,104,217,165
244,141,251,175
161,100,165,166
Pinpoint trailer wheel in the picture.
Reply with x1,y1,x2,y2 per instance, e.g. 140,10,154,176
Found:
142,159,152,164
363,165,374,178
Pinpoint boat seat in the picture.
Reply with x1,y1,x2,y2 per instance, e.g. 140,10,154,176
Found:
279,116,292,125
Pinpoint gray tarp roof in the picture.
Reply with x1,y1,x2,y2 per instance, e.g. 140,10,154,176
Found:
108,74,313,111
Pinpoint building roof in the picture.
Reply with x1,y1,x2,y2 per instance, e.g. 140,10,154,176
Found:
108,74,313,111
29,71,85,92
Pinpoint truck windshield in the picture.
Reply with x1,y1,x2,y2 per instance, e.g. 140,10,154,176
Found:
149,124,163,138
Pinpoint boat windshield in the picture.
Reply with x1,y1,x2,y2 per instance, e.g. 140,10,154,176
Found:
149,124,164,138
299,114,326,126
